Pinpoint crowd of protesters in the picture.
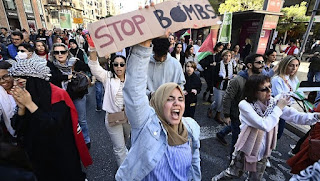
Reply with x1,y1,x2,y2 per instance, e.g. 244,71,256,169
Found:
1,15,320,180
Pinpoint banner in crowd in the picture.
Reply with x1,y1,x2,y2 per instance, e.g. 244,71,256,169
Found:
59,13,72,29
88,0,220,57
218,12,232,43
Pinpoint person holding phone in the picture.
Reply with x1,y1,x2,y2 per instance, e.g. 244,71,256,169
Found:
47,43,92,148
212,75,320,181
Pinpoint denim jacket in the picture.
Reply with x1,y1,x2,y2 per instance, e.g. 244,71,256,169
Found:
115,44,201,181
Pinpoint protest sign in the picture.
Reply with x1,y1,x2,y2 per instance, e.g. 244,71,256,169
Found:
218,12,232,43
88,0,220,57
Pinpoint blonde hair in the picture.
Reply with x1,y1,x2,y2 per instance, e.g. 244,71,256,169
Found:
221,50,232,57
276,55,300,80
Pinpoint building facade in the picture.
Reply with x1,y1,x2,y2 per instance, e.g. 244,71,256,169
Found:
0,0,47,31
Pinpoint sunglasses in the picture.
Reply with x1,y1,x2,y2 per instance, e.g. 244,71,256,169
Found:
18,49,26,53
258,85,272,92
254,61,265,65
0,74,11,81
53,50,68,55
113,63,125,67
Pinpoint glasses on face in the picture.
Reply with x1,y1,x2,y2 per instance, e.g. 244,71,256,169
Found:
18,49,27,53
258,85,272,92
53,50,68,55
113,63,125,67
0,74,11,82
254,60,265,65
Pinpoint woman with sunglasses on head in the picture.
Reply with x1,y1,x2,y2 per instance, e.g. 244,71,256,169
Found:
35,40,49,60
47,43,92,148
213,74,320,181
271,56,301,140
9,57,91,181
88,47,130,167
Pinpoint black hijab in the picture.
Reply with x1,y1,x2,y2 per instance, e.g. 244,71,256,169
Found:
69,39,85,63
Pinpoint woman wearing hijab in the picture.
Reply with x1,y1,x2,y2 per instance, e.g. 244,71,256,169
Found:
9,58,92,181
69,39,88,64
115,39,201,180
47,43,92,147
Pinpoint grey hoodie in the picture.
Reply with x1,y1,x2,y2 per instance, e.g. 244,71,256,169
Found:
147,53,185,96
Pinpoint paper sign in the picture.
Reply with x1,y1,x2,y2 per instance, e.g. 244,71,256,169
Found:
88,0,220,57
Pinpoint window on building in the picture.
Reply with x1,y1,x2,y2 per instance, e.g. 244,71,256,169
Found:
37,0,44,15
23,0,33,13
3,0,16,10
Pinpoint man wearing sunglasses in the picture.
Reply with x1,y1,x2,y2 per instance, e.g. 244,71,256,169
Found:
216,54,264,160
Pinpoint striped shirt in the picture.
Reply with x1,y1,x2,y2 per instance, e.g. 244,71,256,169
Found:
142,142,192,181
115,81,124,110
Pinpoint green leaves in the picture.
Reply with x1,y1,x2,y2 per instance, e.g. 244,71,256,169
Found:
217,0,263,14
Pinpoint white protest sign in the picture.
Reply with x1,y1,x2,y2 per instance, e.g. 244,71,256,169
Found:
88,0,220,57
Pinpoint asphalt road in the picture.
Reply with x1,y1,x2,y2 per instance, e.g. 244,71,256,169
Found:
84,76,302,181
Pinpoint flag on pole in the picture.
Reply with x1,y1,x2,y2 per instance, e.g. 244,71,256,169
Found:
197,29,218,61
181,29,191,38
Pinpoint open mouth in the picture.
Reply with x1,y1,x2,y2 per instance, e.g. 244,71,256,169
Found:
171,109,180,119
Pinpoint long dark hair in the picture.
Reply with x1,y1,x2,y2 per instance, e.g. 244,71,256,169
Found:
110,55,126,78
171,43,184,56
243,75,270,103
185,45,194,58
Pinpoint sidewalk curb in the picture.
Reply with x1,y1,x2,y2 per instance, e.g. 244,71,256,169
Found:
285,122,310,138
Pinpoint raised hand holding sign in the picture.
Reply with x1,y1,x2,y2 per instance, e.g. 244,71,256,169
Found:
88,0,219,57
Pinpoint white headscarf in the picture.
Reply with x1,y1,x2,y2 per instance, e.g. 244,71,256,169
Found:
0,86,16,136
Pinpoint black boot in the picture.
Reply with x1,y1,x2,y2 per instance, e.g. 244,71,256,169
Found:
202,91,207,101
207,94,213,103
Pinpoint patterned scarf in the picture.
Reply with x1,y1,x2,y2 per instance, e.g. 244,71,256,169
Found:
53,59,72,75
250,98,277,117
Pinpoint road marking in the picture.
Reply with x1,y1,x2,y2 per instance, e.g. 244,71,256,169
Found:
200,125,225,140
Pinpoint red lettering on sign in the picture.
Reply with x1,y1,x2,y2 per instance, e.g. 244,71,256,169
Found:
121,19,135,36
108,21,123,41
95,25,114,48
132,15,145,35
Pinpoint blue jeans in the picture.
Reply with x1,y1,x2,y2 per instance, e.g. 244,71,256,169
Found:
218,125,232,137
73,96,90,144
230,115,241,160
307,69,320,82
95,81,104,109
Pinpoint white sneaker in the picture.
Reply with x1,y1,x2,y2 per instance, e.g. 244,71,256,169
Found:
266,159,271,168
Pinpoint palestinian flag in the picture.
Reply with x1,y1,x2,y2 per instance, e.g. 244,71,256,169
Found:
197,30,216,61
180,29,191,38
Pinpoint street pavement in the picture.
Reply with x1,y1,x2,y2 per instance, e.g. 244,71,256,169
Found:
84,68,310,180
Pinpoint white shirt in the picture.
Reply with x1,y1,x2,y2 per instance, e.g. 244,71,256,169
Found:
239,99,319,161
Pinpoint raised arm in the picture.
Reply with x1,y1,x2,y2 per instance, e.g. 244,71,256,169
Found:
123,41,153,129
